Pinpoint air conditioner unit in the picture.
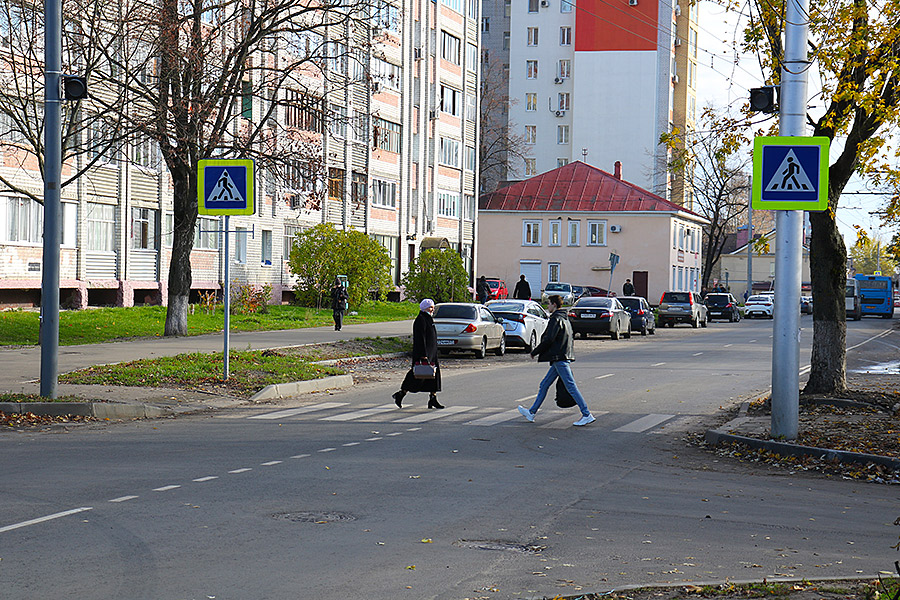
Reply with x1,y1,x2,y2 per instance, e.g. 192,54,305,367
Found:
672,74,679,84
628,0,638,5
429,109,439,120
674,3,681,14
555,110,566,117
610,224,622,233
553,77,562,84
372,81,381,93
540,0,549,6
413,46,423,60
674,37,682,47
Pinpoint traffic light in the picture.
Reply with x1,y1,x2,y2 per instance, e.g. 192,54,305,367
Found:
61,75,88,100
749,86,776,113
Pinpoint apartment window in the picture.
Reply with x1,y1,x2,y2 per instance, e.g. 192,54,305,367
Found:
441,31,461,64
194,216,219,250
523,220,541,246
328,168,345,201
527,27,539,46
440,85,461,116
261,229,272,265
441,0,463,13
587,220,607,246
525,93,537,111
88,120,116,163
468,0,478,18
503,31,510,50
438,191,459,217
526,60,538,79
558,59,571,78
131,207,158,250
560,0,573,11
463,194,475,220
371,59,402,91
482,17,490,33
351,172,367,205
548,263,560,283
524,158,536,175
525,125,537,144
466,93,476,120
4,196,42,243
557,125,569,144
439,137,460,167
372,179,398,207
558,92,570,111
283,224,302,257
241,80,252,119
132,137,157,169
559,26,571,45
567,219,579,246
528,0,539,12
505,0,511,16
466,44,477,70
86,202,115,251
465,146,476,171
329,104,347,138
558,157,569,168
549,220,561,246
235,227,248,263
374,118,401,153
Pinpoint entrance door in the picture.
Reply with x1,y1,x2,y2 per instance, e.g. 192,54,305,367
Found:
632,271,649,299
520,261,542,300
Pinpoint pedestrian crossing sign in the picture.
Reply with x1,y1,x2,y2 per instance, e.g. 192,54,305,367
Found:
752,136,829,211
198,159,255,215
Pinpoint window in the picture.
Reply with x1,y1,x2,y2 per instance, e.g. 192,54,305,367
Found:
373,118,401,152
241,80,252,119
284,224,302,258
482,17,490,33
523,220,541,245
505,0,511,16
372,179,397,207
558,92,570,110
372,0,401,32
559,26,571,45
4,196,42,243
131,207,158,250
524,158,536,175
503,31,510,50
88,120,116,164
371,59,402,91
525,125,536,144
557,157,570,168
557,125,569,144
327,40,347,73
528,0,539,12
235,227,247,263
465,93,476,120
465,146,476,171
560,0,573,11
84,202,115,251
587,220,607,246
328,168,345,201
194,216,219,250
567,219,579,246
549,220,561,246
441,31,461,64
558,59,571,78
526,93,537,111
373,234,400,283
440,85,461,116
329,104,347,138
466,44,477,70
548,263,560,283
526,60,538,79
468,0,478,18
463,194,475,220
438,191,459,217
351,172,367,205
439,137,460,167
260,230,272,265
441,0,463,13
527,27,539,46
132,137,157,169
350,109,368,143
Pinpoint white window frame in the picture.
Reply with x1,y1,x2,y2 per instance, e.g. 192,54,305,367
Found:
527,27,539,46
558,59,571,78
549,220,561,246
524,158,537,175
560,0,573,12
438,191,459,218
261,229,273,265
439,137,460,167
440,85,461,116
235,227,248,264
567,219,579,246
523,220,541,246
557,157,569,168
194,215,219,250
560,26,571,45
525,93,537,111
526,60,538,79
548,262,561,283
86,202,115,252
587,220,607,246
557,125,569,144
4,195,43,244
131,207,158,250
525,125,536,144
372,179,398,208
441,31,461,65
558,92,570,111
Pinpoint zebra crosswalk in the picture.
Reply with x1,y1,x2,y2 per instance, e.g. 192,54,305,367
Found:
228,401,681,433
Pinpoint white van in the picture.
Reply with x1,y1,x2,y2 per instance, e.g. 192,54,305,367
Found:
845,279,862,320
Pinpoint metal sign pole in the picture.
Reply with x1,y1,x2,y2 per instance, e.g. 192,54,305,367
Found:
223,215,230,380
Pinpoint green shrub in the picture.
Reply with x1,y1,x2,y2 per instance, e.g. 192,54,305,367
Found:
400,249,470,303
230,282,273,315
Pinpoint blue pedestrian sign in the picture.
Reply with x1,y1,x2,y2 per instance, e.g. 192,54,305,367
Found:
198,159,255,215
752,137,829,211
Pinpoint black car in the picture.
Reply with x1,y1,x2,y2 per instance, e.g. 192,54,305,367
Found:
618,296,656,336
704,293,741,322
568,297,632,339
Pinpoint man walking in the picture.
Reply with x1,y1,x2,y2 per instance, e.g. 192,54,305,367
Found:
513,274,532,300
622,278,635,296
518,294,595,426
476,275,491,304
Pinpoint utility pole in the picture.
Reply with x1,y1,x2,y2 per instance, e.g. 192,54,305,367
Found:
747,189,753,299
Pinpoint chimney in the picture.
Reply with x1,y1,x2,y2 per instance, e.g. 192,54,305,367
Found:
613,161,622,179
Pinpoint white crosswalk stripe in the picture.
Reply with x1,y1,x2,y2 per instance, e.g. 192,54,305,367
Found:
613,414,675,433
465,408,523,426
319,404,397,422
248,402,348,419
393,405,477,423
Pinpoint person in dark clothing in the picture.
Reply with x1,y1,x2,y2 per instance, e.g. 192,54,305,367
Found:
393,299,444,409
513,274,532,300
622,279,635,297
330,278,349,331
518,295,595,426
476,276,491,304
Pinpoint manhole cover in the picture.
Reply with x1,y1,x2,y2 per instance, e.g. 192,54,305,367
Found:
454,539,546,553
274,511,357,523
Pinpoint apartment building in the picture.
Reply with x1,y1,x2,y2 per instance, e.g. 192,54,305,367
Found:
0,0,480,308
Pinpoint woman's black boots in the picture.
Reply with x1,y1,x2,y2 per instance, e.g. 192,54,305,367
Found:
428,394,445,409
393,391,405,408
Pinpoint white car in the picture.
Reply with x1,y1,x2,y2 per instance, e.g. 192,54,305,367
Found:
485,299,550,352
541,282,577,305
433,303,507,359
744,294,774,319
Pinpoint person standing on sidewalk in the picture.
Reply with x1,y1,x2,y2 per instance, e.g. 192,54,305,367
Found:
622,278,635,297
518,294,595,426
330,278,349,331
393,299,444,409
476,276,491,304
513,274,532,300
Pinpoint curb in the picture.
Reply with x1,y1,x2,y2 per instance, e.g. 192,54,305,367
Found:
0,402,173,420
249,374,354,402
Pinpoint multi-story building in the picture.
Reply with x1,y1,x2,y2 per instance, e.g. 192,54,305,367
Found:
503,0,697,204
0,0,481,308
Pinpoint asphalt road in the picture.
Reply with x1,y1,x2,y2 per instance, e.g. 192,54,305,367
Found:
1,316,897,600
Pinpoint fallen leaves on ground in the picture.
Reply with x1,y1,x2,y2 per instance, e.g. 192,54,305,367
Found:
1,411,95,428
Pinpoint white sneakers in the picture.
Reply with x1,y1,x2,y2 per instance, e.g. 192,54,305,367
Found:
573,414,596,427
517,405,535,422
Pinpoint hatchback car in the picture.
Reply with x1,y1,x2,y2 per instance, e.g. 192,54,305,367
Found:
800,296,813,314
578,285,610,298
485,278,508,300
657,291,708,328
618,296,656,335
433,303,506,358
568,297,632,339
485,299,549,352
541,282,577,305
704,293,741,322
744,294,774,319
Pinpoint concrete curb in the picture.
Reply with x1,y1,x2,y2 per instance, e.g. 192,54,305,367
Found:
0,402,173,419
249,374,354,402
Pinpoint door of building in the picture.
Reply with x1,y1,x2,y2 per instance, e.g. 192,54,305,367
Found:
633,271,649,299
520,261,542,300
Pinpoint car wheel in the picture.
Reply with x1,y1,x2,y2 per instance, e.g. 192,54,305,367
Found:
640,323,648,336
624,325,631,339
475,338,487,359
610,326,619,340
648,324,655,335
729,313,735,323
691,316,698,328
579,331,588,339
525,330,537,353
700,315,708,328
667,321,674,328
495,334,506,356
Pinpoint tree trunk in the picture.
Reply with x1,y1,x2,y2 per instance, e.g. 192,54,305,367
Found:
804,209,848,394
164,166,198,336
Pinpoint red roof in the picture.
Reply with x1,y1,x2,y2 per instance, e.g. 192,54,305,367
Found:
479,161,700,217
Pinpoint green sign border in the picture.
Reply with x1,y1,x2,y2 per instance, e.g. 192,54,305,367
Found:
197,158,255,216
751,136,829,211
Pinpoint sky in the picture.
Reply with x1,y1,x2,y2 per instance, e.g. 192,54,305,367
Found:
694,0,895,249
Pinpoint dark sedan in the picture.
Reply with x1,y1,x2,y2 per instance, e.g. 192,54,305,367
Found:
568,297,632,339
618,296,656,335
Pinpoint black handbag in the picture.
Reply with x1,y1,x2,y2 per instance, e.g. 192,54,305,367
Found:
555,378,576,408
413,361,436,379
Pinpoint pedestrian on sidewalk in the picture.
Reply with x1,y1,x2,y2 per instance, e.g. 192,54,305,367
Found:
330,278,349,331
622,278,635,297
518,294,595,426
513,274,532,300
476,275,491,304
393,299,444,409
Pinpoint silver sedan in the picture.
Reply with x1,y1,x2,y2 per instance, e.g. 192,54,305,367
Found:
485,299,549,353
433,303,506,359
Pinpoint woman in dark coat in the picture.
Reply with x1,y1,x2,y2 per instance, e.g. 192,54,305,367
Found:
393,299,444,409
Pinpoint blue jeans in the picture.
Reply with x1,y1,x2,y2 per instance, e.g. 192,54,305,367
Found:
529,360,590,417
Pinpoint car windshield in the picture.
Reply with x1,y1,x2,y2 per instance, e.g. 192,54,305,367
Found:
487,281,500,289
618,298,641,310
575,298,614,308
433,305,477,320
662,292,691,303
486,302,525,312
747,295,770,302
545,283,570,292
705,294,730,306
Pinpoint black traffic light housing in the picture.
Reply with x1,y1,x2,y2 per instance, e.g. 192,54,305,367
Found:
749,86,777,113
61,75,88,100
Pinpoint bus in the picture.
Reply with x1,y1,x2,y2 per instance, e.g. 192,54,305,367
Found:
854,274,894,318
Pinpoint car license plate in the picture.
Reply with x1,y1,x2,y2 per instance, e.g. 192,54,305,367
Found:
437,339,454,346
581,313,596,319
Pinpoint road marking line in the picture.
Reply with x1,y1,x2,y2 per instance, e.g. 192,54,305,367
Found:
342,442,361,447
320,404,397,422
724,344,733,348
290,454,311,459
318,447,336,453
248,402,348,420
799,365,811,375
228,468,252,474
0,507,93,534
651,362,666,367
365,437,383,441
466,409,523,426
193,476,218,482
692,352,703,356
386,432,403,436
406,427,422,431
393,405,477,423
261,461,282,466
749,339,757,343
538,410,609,429
613,414,676,433
848,328,893,351
108,496,138,503
595,374,613,380
153,485,181,492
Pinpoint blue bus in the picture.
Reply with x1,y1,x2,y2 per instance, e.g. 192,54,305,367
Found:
854,274,894,318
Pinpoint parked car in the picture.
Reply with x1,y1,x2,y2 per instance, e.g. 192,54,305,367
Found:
704,293,741,322
657,291,708,328
541,282,577,305
568,296,632,339
485,299,549,352
571,285,585,300
578,285,610,298
485,278,508,300
618,296,656,335
800,295,813,314
845,279,861,320
433,303,506,359
744,294,775,319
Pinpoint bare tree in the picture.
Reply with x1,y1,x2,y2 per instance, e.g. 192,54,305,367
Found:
479,55,529,193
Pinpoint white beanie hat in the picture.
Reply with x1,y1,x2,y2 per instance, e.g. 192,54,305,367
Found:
420,299,435,311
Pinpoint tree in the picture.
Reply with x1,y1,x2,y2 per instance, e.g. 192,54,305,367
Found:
401,249,470,303
661,107,752,291
848,228,898,275
287,223,392,307
479,55,530,193
740,0,900,393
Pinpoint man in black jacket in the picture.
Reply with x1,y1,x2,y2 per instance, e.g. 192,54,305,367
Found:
518,295,595,426
513,274,532,299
